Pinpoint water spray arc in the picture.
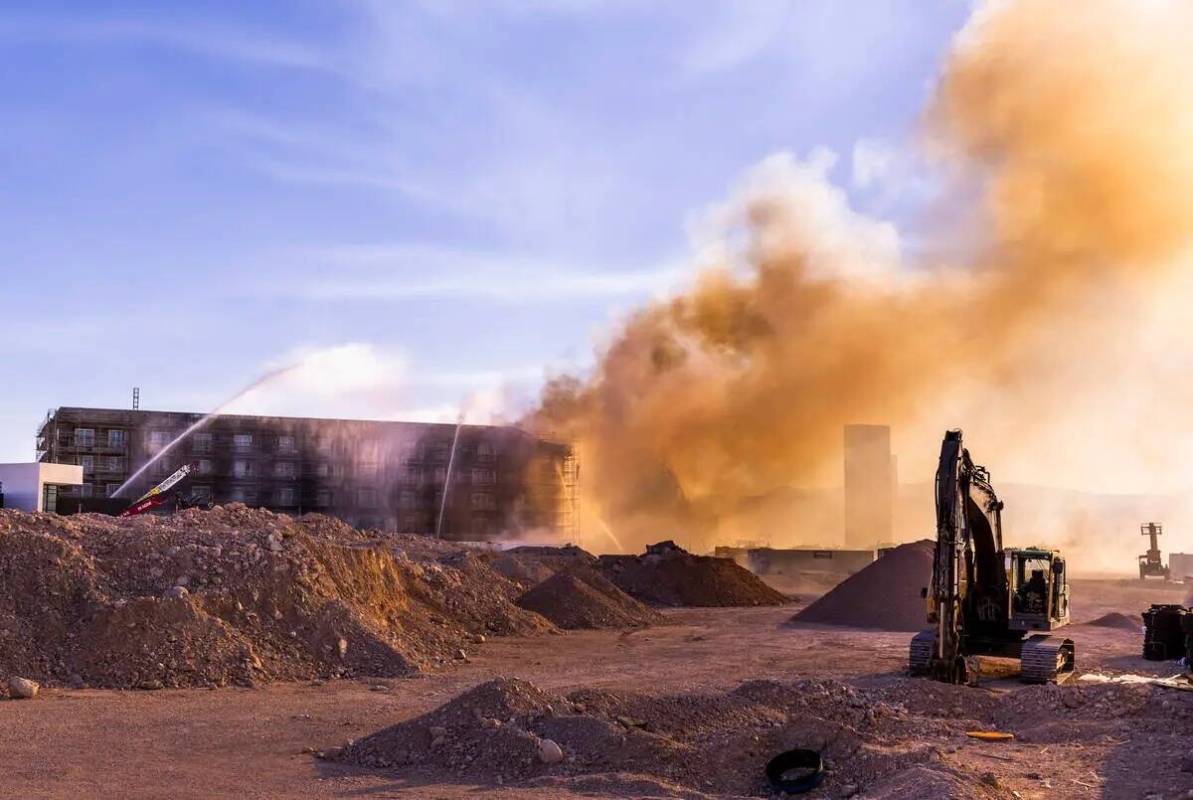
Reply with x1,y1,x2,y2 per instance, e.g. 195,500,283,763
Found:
112,364,299,498
596,518,626,553
434,414,465,539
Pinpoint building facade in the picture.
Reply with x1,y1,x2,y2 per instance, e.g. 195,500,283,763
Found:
37,407,578,540
0,462,83,512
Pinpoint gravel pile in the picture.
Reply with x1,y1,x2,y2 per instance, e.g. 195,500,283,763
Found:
489,545,596,589
789,540,933,631
1084,611,1142,630
0,506,550,692
596,543,788,608
515,568,662,629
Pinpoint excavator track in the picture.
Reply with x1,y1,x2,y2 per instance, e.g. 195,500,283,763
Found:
1020,635,1075,684
909,630,935,675
910,630,1076,684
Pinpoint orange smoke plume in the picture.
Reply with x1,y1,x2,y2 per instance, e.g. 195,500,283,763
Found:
531,0,1193,554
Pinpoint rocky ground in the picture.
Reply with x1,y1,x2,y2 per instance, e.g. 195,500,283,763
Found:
1,508,1190,798
0,507,551,690
515,567,663,630
597,545,789,608
1,577,1190,799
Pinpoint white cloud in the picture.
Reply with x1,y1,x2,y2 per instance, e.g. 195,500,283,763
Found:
676,1,797,76
851,138,898,190
692,149,903,283
267,243,687,303
218,343,542,424
0,17,336,73
223,343,410,420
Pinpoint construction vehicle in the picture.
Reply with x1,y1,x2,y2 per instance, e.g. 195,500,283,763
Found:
119,463,207,517
910,430,1075,684
1138,522,1170,580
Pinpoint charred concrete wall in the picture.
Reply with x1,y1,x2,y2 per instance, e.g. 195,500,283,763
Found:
1170,552,1193,582
714,546,875,577
37,407,577,541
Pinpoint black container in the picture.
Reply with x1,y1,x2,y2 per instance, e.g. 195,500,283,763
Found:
1183,610,1193,664
1142,604,1189,661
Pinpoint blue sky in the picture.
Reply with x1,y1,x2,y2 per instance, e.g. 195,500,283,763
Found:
0,0,969,461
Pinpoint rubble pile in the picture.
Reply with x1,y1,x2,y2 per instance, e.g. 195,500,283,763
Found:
1084,611,1142,630
790,540,933,631
342,674,1113,798
515,568,662,629
596,541,788,608
488,544,596,589
0,506,550,692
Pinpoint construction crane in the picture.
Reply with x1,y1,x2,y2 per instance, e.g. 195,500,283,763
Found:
910,430,1075,684
1138,522,1170,580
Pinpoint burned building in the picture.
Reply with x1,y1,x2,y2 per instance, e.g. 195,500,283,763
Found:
36,407,578,541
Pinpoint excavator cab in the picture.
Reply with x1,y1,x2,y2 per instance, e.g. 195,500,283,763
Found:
1007,548,1069,632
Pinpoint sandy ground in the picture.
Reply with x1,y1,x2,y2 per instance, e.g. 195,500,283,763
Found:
1,579,1189,799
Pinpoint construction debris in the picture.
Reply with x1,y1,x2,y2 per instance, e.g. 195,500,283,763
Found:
515,568,662,629
489,545,597,589
596,541,788,607
340,672,1193,798
339,676,917,795
0,506,551,690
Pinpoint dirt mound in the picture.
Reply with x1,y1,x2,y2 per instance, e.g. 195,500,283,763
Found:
516,568,662,629
596,543,788,607
0,506,550,692
1084,611,1142,630
489,544,596,589
789,540,932,631
340,675,1014,798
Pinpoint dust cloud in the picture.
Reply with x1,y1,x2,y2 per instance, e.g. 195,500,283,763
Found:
529,0,1193,561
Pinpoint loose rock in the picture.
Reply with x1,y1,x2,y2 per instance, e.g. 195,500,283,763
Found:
8,676,39,699
537,738,564,764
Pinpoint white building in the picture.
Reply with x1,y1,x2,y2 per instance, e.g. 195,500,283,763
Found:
0,462,83,512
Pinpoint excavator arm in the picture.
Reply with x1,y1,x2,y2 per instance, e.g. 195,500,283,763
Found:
926,429,1005,682
912,429,1073,683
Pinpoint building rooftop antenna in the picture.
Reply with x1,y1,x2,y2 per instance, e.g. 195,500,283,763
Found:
132,387,140,411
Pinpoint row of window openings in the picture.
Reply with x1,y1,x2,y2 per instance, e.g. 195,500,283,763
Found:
154,431,497,460
159,459,497,484
78,456,123,473
74,483,497,510
61,429,125,448
62,429,498,462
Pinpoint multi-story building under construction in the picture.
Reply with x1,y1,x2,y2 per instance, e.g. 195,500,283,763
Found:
37,407,578,541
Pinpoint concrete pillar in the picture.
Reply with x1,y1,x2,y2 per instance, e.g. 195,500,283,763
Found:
843,425,893,549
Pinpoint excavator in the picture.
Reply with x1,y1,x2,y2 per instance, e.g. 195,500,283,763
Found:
910,430,1075,684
